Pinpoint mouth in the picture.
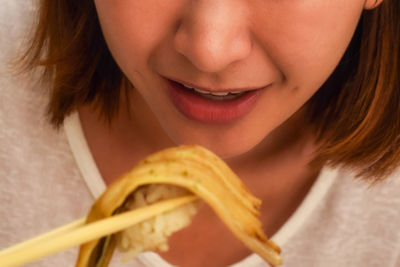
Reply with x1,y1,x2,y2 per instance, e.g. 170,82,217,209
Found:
178,82,247,101
164,78,265,124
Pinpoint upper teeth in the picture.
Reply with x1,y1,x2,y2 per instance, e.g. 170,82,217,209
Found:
182,83,241,96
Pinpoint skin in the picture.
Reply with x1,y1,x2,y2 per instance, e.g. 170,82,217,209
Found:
79,0,383,266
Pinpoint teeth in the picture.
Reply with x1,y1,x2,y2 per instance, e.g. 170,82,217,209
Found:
181,83,243,97
194,88,211,95
210,91,229,96
229,91,242,95
182,83,211,94
182,83,194,89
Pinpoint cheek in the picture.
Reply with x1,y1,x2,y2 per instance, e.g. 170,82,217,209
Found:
94,1,181,75
253,0,364,88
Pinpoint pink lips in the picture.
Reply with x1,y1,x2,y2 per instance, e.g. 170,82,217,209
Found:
166,79,263,124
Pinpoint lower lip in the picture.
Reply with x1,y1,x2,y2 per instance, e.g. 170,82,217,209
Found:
166,79,262,124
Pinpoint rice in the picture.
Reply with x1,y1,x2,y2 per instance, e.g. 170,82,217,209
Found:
115,184,198,259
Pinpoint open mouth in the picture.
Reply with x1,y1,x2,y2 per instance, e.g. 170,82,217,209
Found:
165,79,263,124
179,82,247,101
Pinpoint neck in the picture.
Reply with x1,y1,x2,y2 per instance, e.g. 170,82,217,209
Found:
78,103,322,267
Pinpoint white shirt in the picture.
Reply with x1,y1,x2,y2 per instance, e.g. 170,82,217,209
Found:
1,2,400,266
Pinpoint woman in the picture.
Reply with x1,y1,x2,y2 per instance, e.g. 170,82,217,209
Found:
0,0,399,266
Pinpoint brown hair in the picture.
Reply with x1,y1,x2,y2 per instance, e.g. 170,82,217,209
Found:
22,1,399,181
307,2,400,181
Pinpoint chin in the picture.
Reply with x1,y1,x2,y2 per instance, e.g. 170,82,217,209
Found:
166,128,264,161
153,108,274,161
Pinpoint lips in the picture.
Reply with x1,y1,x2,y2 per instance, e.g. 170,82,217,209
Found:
165,79,263,124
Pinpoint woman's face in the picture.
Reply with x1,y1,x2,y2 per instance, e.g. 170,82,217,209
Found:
94,0,372,158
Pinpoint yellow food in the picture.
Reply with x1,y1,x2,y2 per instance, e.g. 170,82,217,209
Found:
75,145,283,266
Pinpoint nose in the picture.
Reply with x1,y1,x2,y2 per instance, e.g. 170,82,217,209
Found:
174,0,252,73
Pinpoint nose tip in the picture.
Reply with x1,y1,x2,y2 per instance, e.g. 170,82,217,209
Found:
173,2,252,73
174,29,252,73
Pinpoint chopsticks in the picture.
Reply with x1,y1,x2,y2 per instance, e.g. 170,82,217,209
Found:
0,195,197,267
0,217,86,257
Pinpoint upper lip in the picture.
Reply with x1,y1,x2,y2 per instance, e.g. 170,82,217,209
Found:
165,77,268,93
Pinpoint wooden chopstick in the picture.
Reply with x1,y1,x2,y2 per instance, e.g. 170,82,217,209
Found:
0,217,86,258
0,195,197,267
